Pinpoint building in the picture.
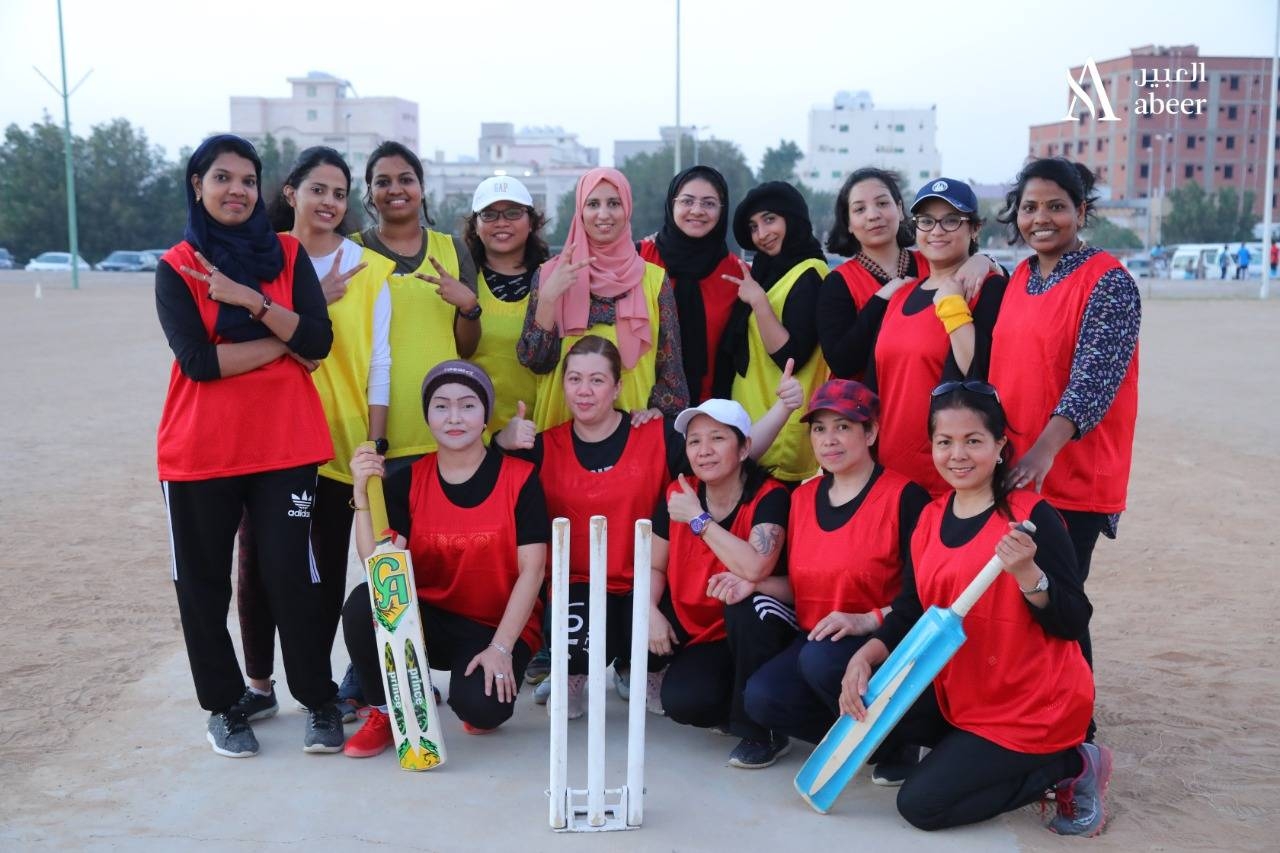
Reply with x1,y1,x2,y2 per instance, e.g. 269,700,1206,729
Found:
422,123,599,231
798,91,942,194
230,72,418,169
1029,44,1277,232
614,126,706,167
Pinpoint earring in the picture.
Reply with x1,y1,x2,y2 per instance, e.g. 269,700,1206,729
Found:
195,193,202,203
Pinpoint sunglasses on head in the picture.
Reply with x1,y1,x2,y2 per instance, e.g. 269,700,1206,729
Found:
931,380,1000,402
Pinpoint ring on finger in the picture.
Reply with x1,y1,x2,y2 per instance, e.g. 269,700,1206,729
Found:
494,672,506,680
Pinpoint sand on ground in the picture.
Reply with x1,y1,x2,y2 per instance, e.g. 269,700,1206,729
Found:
0,271,1276,851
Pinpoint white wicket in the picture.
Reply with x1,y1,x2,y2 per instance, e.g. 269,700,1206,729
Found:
548,515,651,832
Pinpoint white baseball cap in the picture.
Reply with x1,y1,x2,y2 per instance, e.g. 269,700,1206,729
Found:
471,176,534,212
674,399,753,437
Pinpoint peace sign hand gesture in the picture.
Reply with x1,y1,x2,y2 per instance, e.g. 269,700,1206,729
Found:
181,251,257,309
416,256,478,313
722,256,766,310
541,254,595,305
319,247,368,305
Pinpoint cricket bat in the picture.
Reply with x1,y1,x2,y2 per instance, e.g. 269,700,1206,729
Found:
795,521,1036,813
362,441,447,770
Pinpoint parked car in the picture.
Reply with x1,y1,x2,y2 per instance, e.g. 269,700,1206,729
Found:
0,248,15,270
96,250,154,272
143,249,170,269
1121,256,1153,278
25,251,91,271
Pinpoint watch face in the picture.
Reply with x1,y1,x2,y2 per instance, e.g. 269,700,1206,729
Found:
690,513,710,535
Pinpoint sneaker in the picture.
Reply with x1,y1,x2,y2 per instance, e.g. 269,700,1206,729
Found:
727,734,791,769
566,674,587,720
462,721,496,735
206,709,258,758
303,702,345,753
645,670,665,716
1049,743,1114,837
613,666,630,700
344,707,393,758
533,678,551,705
334,697,361,725
334,665,364,723
231,682,278,722
871,744,925,787
525,648,551,685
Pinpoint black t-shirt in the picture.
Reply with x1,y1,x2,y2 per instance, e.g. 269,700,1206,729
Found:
384,446,550,546
814,467,931,558
506,412,688,478
651,478,790,541
481,264,533,302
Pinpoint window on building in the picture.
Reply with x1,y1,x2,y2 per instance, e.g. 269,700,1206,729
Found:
1187,135,1196,150
920,170,930,178
1226,136,1236,150
1096,138,1104,152
307,109,317,121
838,124,848,132
838,147,848,154
1225,165,1235,179
894,124,905,132
1190,79,1200,90
1142,133,1152,148
1077,140,1085,153
1140,163,1149,178
306,85,316,97
832,171,842,178
1230,75,1240,90
1185,164,1195,179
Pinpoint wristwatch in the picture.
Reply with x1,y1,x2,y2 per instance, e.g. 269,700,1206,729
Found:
373,437,389,456
252,294,273,321
457,302,483,321
689,512,713,537
1019,572,1050,595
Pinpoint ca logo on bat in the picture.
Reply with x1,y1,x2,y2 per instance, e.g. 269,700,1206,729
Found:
371,554,412,632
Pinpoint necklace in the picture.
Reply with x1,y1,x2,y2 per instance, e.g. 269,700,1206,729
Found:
854,248,911,283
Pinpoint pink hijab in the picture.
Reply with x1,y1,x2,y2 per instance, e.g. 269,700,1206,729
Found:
545,167,651,369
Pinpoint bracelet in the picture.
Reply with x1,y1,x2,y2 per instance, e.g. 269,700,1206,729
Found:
252,294,272,321
489,641,512,657
348,497,370,512
934,294,973,334
870,608,884,627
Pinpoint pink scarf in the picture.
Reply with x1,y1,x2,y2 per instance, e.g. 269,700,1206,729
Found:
545,167,651,369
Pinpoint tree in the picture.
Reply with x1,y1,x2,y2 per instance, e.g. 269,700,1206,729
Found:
0,117,76,262
757,140,804,184
1083,216,1143,251
1163,181,1259,243
429,193,473,235
547,190,577,247
77,119,184,259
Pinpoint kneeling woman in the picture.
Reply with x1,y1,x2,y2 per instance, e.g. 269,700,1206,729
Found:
840,383,1107,836
649,400,797,769
342,362,549,756
743,380,928,752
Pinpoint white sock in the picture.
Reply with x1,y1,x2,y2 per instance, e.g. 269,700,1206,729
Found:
248,684,272,696
376,704,389,713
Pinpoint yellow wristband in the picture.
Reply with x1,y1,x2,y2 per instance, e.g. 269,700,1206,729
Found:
934,294,973,334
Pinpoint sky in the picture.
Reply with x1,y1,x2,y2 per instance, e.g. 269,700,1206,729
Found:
1,0,1275,183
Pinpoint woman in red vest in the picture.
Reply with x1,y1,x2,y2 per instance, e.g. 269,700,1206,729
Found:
155,134,341,758
649,399,798,769
840,383,1107,836
495,335,802,716
819,168,997,380
638,165,741,403
863,178,1008,496
989,157,1141,666
743,380,928,780
341,361,549,757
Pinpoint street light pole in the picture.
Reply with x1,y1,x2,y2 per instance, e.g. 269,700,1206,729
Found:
673,0,682,175
56,0,80,290
1157,134,1171,246
1262,0,1278,299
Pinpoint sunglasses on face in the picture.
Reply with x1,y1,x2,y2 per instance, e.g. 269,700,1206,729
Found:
913,213,971,232
478,207,529,223
931,380,1000,402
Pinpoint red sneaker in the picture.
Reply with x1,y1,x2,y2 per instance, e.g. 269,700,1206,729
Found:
462,721,496,735
344,707,393,758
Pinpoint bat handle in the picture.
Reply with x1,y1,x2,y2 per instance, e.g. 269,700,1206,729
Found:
358,440,393,542
951,520,1037,618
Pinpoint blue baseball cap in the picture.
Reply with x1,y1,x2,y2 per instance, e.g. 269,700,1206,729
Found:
910,178,978,214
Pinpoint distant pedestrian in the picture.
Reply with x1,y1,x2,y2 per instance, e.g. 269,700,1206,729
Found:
1220,245,1231,279
1235,243,1250,280
1269,242,1277,275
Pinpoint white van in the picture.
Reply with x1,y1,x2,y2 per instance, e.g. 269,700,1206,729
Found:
1169,244,1227,280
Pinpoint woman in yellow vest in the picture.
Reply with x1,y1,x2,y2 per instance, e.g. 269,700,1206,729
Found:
517,167,689,430
232,145,396,720
720,182,830,484
462,176,550,433
355,141,480,469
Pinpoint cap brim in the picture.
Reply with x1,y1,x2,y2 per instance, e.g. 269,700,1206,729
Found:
911,193,976,214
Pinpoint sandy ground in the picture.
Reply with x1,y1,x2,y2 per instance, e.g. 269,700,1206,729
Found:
0,271,1276,851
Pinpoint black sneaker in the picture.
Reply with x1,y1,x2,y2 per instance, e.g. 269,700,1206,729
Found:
206,709,258,758
231,682,279,722
303,702,345,753
727,734,791,769
525,648,551,685
871,744,924,786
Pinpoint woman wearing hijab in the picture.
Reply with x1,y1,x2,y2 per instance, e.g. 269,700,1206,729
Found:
639,166,741,404
154,134,341,758
517,167,689,430
720,181,830,484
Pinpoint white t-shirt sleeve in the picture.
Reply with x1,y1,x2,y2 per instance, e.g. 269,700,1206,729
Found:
368,280,392,406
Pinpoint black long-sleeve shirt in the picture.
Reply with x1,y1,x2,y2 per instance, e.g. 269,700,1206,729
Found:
875,498,1092,650
155,249,331,381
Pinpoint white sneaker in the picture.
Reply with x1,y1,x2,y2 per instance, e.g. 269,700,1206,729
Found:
533,678,551,705
566,674,587,720
645,670,666,716
613,666,630,700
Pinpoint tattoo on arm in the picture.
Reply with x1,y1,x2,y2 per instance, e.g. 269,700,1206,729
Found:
750,524,783,556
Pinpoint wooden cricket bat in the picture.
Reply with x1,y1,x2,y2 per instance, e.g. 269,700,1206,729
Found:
362,442,447,770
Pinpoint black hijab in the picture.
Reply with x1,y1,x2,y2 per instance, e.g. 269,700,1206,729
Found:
654,165,731,399
719,182,825,382
183,134,285,342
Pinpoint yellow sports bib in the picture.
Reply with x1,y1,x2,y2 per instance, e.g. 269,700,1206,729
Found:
533,263,665,431
731,258,829,482
470,270,541,433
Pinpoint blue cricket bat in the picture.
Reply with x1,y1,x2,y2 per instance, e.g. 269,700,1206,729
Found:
794,521,1036,813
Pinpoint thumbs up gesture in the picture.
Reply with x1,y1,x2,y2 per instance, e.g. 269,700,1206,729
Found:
667,473,705,524
776,357,803,412
495,400,537,451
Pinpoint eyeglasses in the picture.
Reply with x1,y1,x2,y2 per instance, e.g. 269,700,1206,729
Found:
913,213,971,232
674,196,722,212
478,207,529,223
931,380,1000,401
